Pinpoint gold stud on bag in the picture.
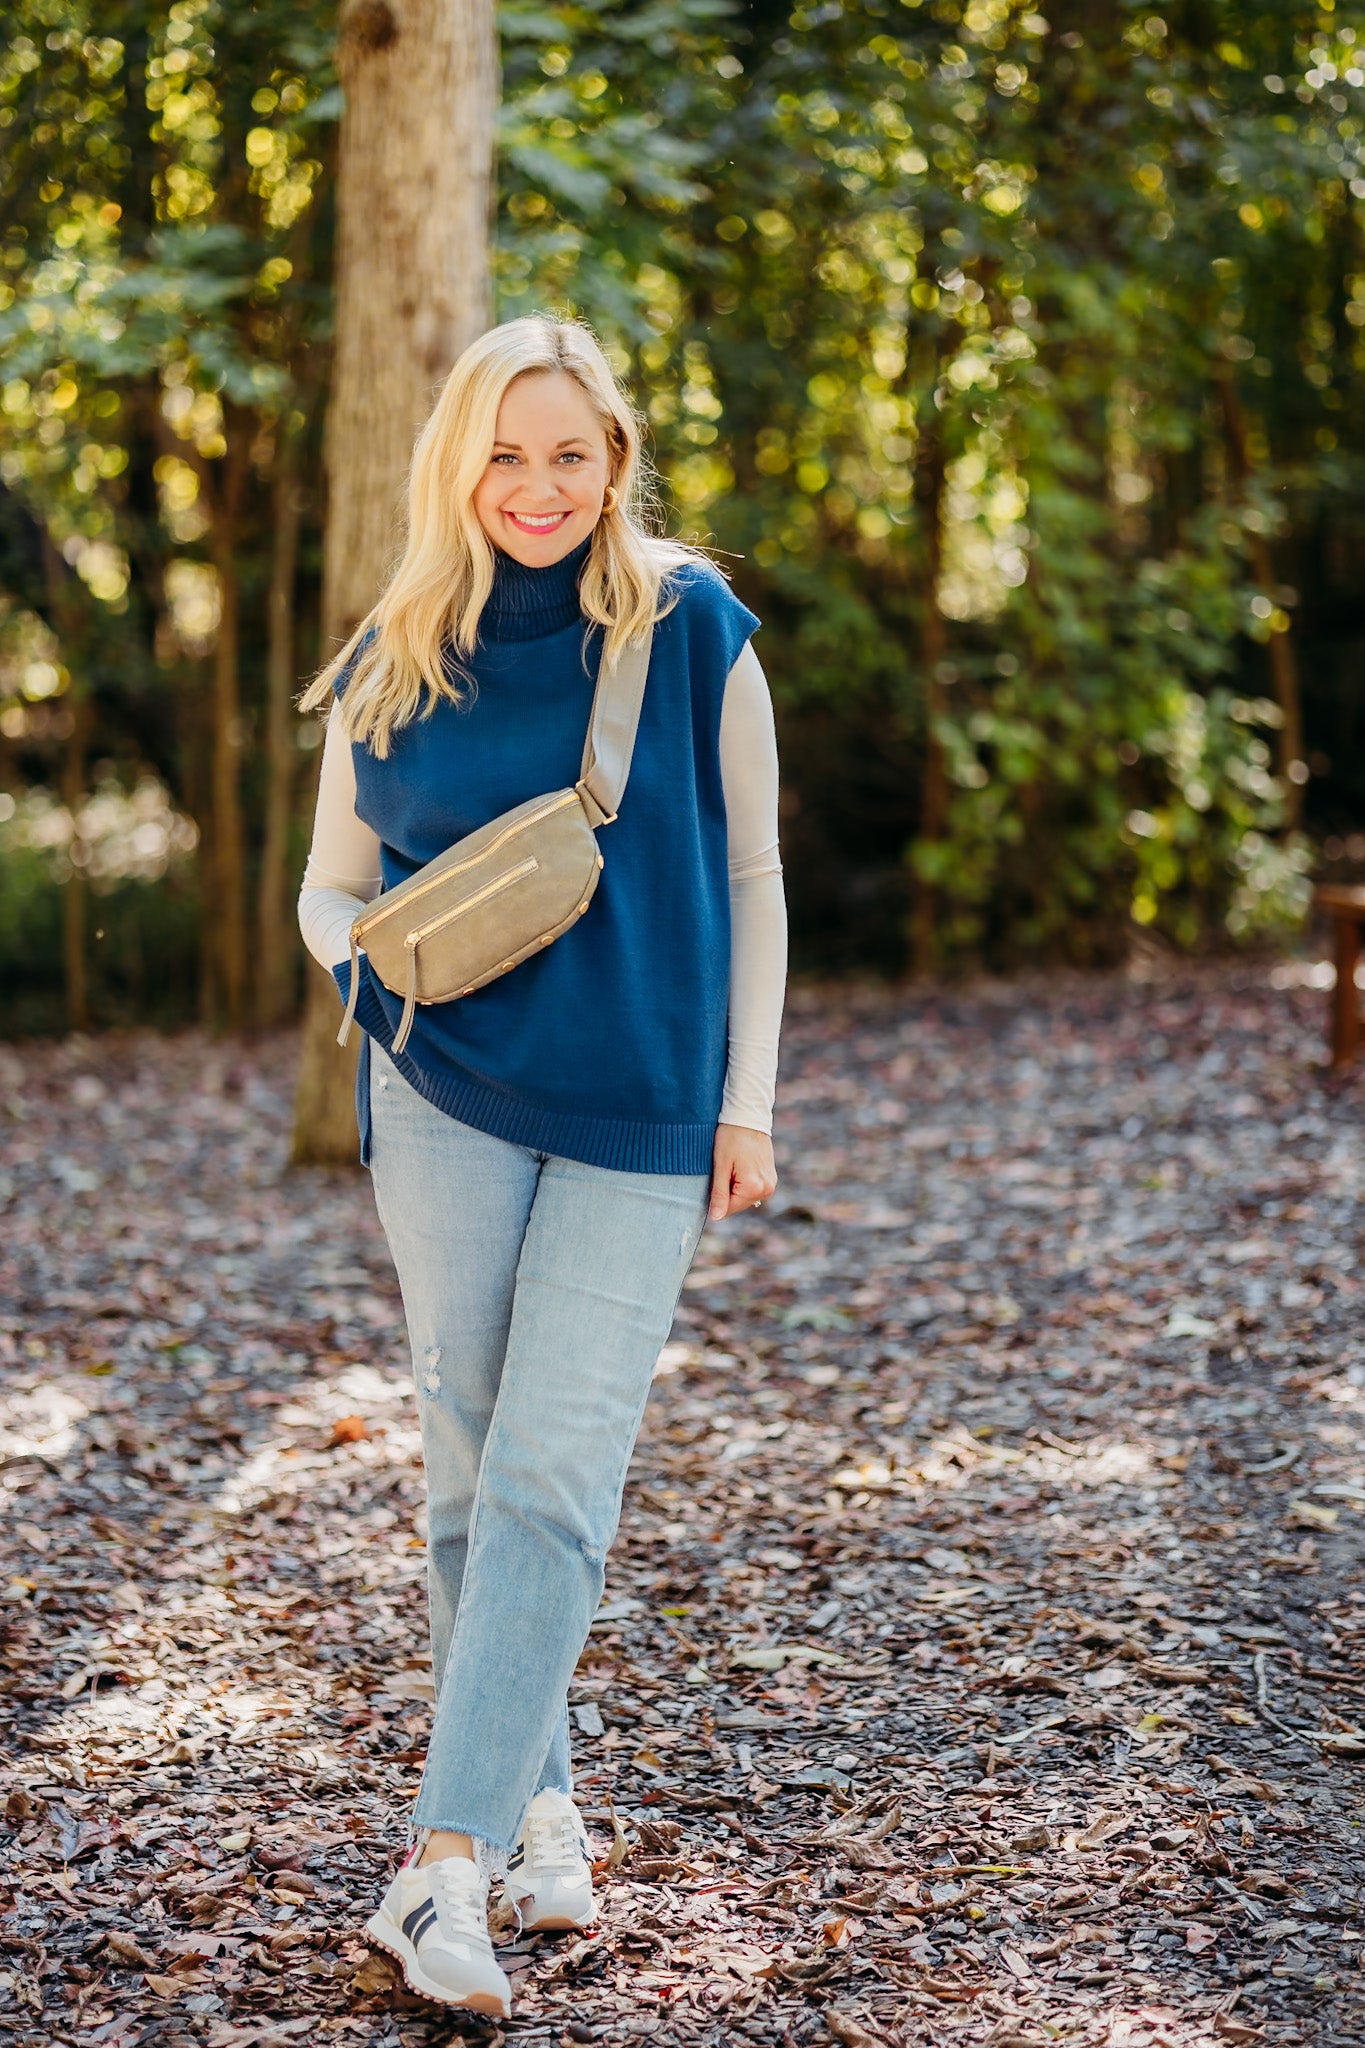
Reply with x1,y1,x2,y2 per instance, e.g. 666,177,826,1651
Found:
336,621,654,1056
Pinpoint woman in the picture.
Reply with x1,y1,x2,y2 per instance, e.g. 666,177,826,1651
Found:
296,313,786,2017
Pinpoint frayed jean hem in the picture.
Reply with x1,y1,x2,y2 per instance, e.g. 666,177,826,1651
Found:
405,1818,511,1882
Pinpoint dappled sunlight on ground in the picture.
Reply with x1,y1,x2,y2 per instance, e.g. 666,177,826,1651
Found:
2,964,1364,2044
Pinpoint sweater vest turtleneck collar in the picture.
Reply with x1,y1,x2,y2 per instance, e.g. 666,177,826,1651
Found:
481,531,593,643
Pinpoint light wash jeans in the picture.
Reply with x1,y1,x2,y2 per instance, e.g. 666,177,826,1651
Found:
366,1040,711,1858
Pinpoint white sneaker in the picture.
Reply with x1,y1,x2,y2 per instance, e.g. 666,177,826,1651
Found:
505,1788,598,1931
365,1846,511,2015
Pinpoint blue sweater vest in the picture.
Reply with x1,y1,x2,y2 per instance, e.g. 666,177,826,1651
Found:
331,533,761,1173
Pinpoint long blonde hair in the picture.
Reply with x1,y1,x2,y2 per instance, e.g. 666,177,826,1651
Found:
298,313,726,757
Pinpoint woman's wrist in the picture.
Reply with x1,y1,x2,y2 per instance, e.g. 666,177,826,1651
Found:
709,1122,777,1220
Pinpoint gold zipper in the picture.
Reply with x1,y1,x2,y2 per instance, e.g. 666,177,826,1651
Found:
404,856,539,948
355,790,579,937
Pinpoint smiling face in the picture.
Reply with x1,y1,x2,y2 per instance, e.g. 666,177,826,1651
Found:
472,368,614,566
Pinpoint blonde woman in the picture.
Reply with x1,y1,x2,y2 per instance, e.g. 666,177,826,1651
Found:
296,314,786,2016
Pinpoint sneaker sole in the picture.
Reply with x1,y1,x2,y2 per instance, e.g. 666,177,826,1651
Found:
520,1909,597,1932
504,1880,597,1934
364,1910,511,2016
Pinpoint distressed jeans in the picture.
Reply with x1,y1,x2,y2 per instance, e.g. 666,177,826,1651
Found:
366,1040,711,1855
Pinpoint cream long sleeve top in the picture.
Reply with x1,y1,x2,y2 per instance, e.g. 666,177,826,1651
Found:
297,638,787,1134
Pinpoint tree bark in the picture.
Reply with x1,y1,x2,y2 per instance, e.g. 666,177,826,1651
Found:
208,412,252,1028
257,414,305,1028
60,691,90,1034
1217,369,1306,829
910,399,948,977
290,0,500,1165
42,531,91,1032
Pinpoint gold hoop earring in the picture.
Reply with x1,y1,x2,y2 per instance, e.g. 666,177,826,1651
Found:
602,485,618,514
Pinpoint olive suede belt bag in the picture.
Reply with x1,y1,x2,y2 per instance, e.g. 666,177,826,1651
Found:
336,619,654,1058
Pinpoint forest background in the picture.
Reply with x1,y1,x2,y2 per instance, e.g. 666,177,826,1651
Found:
1,0,1362,1043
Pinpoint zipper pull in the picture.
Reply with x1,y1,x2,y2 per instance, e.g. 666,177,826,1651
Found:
392,938,419,1056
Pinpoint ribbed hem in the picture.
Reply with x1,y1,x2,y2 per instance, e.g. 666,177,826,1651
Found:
335,960,718,1176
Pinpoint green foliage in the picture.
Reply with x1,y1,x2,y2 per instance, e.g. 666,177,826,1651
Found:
1,0,1360,1028
484,0,1354,965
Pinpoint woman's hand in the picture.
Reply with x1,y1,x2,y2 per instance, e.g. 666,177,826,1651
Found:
709,1123,778,1222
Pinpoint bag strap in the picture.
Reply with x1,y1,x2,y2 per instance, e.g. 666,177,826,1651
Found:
575,620,654,829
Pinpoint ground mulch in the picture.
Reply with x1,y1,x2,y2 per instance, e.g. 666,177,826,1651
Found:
2,960,1364,2048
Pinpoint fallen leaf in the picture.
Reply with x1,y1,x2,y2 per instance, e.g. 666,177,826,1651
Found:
1166,1310,1218,1338
350,1953,398,1994
784,1763,854,1791
1074,1810,1127,1850
144,1973,190,1998
1081,1665,1128,1691
1140,1660,1210,1683
731,1642,842,1671
1213,1771,1283,1800
823,2009,886,2048
607,1806,631,1869
1243,1443,1302,1475
378,1668,434,1701
103,1932,157,1967
1286,1498,1339,1530
1010,1825,1052,1852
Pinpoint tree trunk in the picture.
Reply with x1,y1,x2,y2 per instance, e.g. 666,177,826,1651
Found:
290,0,500,1165
908,350,950,977
257,414,304,1028
41,531,91,1032
208,414,252,1028
185,656,217,1028
1217,369,1306,829
61,691,90,1034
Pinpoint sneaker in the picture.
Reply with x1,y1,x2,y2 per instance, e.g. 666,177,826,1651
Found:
365,1846,511,2015
505,1788,598,1931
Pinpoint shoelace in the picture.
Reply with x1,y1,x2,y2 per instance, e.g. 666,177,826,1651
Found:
525,1805,586,1872
430,1859,491,1942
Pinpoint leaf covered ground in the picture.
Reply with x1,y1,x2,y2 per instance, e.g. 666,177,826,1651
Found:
2,963,1364,2048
